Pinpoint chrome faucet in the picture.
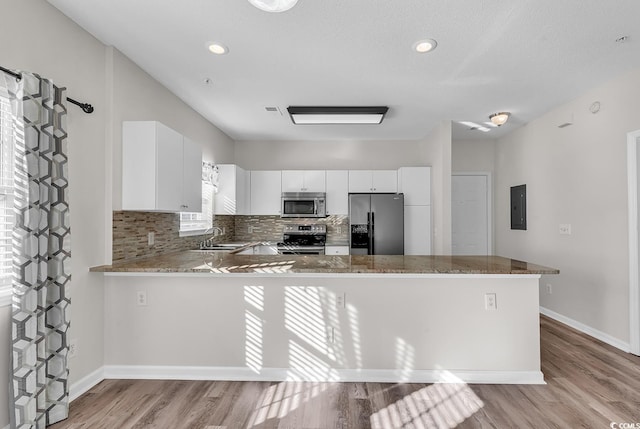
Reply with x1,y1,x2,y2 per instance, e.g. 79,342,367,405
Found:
199,226,225,249
209,227,224,237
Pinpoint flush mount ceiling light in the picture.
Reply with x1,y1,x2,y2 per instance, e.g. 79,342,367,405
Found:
413,39,438,53
287,106,389,125
248,0,298,12
207,42,228,55
489,112,511,126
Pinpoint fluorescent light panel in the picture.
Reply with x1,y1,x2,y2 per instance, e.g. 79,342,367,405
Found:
287,106,389,125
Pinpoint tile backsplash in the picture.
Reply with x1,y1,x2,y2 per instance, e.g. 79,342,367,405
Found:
112,212,348,263
234,215,349,243
112,211,235,263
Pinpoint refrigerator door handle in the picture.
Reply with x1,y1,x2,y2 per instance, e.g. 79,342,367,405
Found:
369,211,375,255
366,212,372,255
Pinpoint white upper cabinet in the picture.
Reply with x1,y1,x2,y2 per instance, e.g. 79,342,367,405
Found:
214,164,249,215
250,170,282,215
182,137,203,212
122,121,202,212
398,166,431,205
349,170,397,193
281,170,326,192
325,170,349,215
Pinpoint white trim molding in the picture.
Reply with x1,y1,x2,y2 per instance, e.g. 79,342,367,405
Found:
627,129,640,356
69,367,105,402
103,365,544,385
540,306,631,353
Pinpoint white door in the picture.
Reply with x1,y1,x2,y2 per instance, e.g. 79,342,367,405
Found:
627,129,640,356
452,174,491,255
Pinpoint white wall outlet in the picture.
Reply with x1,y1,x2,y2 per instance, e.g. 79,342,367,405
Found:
559,224,572,235
337,226,342,235
336,292,346,309
326,327,335,344
68,338,78,359
136,291,147,306
485,293,497,311
147,231,155,246
546,284,553,294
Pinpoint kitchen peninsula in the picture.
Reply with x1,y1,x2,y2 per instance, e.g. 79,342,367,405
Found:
91,252,558,385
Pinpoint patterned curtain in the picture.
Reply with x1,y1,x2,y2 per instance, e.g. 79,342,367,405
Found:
8,72,71,428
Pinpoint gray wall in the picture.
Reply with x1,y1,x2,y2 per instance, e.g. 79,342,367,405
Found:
452,139,496,173
0,1,235,426
495,68,640,344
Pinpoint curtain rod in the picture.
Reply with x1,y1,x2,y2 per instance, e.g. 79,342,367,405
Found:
0,65,94,114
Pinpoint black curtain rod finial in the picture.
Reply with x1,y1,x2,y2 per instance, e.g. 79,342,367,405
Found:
67,97,94,114
1,65,93,114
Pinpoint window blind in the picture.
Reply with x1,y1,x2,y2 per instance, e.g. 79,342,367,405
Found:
0,92,13,290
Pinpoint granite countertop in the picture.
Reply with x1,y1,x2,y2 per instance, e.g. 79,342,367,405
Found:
90,251,559,275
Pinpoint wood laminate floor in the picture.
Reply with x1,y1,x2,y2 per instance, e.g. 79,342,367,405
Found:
50,316,640,429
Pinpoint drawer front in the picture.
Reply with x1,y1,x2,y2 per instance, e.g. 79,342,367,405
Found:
325,246,349,255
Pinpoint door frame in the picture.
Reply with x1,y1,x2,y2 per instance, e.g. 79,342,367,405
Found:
626,129,640,355
451,172,493,255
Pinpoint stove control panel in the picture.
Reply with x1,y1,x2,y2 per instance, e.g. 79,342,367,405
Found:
283,224,327,234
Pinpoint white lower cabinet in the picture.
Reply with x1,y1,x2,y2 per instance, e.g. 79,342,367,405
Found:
404,205,431,255
325,245,349,255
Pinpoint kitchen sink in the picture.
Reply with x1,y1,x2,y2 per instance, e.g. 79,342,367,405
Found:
198,242,250,251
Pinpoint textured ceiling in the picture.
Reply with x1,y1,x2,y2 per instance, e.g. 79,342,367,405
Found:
48,0,640,141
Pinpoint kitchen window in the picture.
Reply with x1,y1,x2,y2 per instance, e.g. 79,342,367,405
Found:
179,162,215,236
0,89,13,305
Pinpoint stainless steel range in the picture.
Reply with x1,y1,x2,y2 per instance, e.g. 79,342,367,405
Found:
277,224,326,255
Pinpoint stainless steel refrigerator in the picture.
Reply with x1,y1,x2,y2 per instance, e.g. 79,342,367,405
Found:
349,193,404,255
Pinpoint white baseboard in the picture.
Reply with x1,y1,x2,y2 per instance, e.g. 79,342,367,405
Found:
69,367,105,402
103,365,545,385
540,306,631,353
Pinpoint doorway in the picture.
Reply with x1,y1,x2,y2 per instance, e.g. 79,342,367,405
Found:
452,173,492,255
626,129,640,355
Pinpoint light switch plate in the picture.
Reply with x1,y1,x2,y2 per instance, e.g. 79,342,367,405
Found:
559,224,572,235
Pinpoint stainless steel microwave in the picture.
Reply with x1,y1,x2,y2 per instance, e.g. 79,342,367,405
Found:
281,192,327,218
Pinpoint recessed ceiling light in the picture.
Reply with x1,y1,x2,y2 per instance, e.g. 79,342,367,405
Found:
248,0,298,12
413,39,437,53
207,42,228,55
